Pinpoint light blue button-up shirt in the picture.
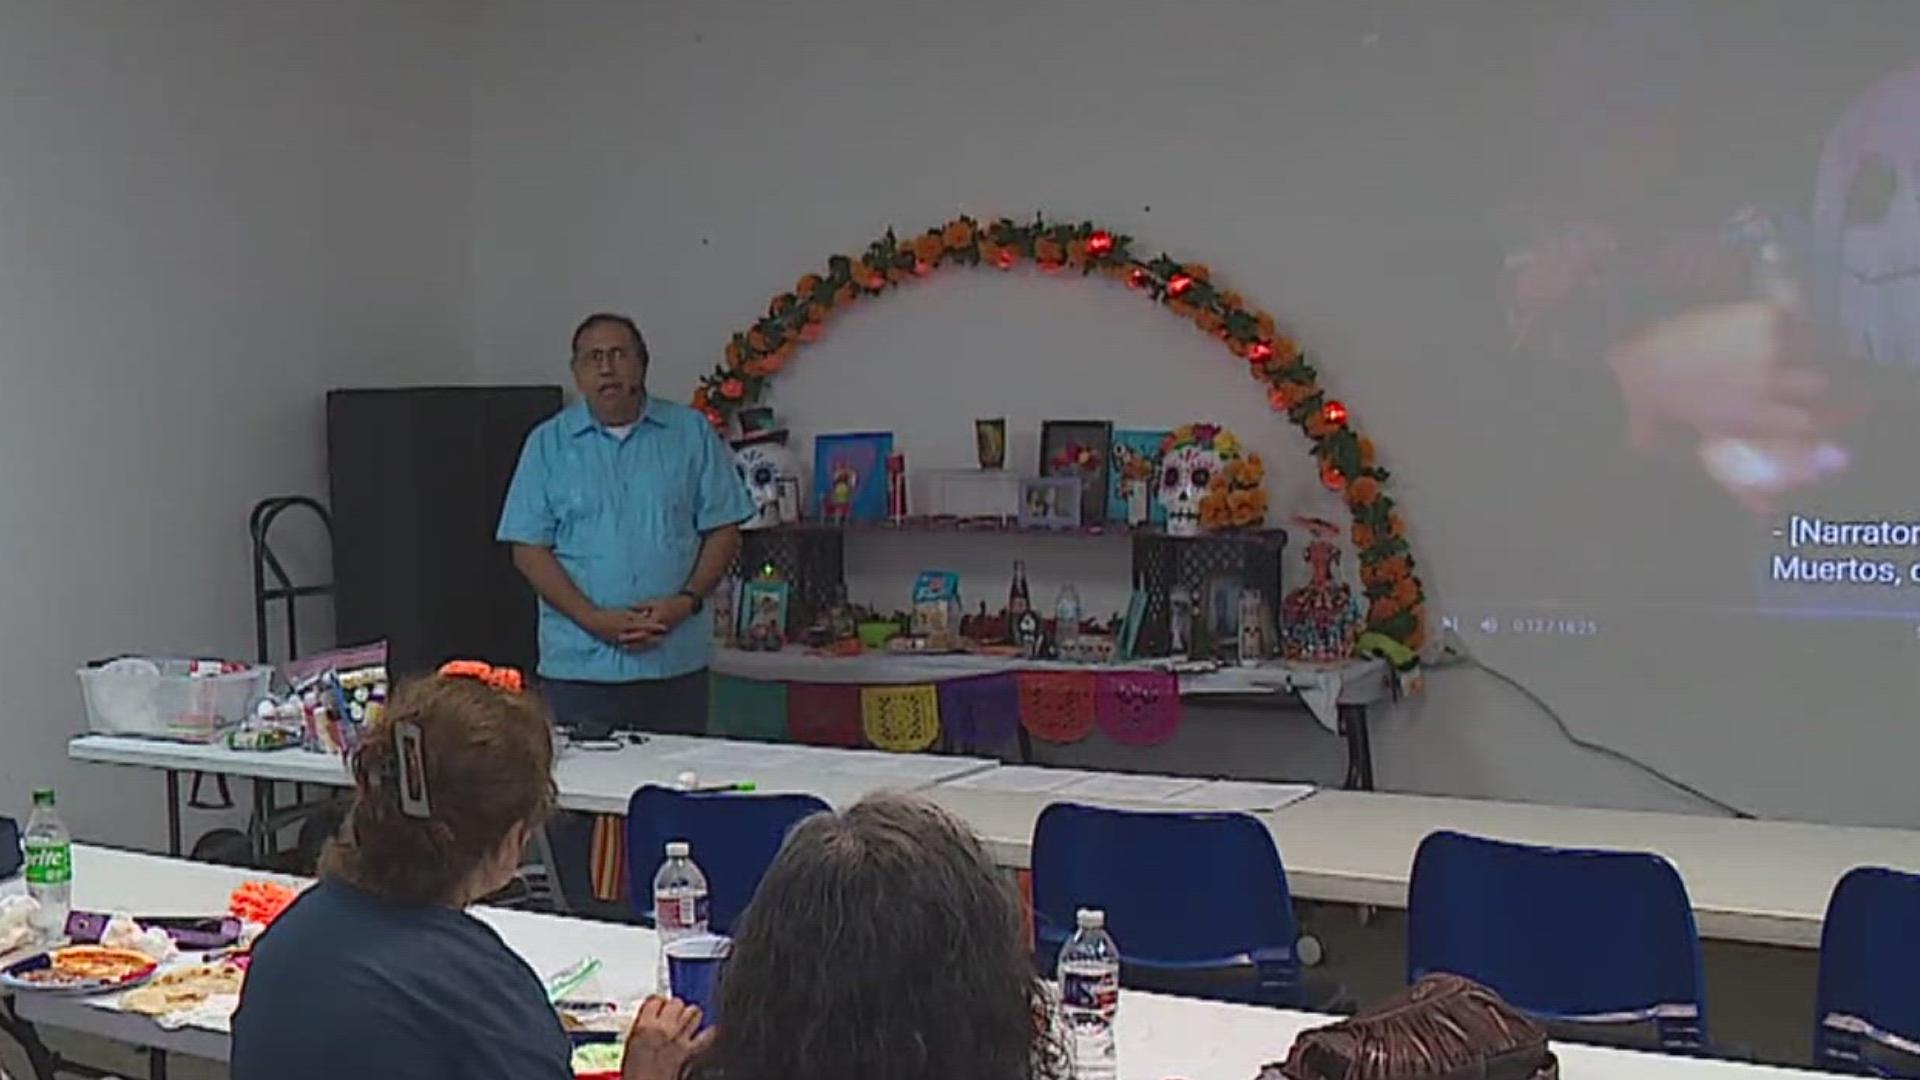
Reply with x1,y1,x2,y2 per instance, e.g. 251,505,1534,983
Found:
497,397,754,682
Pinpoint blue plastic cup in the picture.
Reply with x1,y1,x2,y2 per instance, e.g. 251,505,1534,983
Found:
664,934,730,1030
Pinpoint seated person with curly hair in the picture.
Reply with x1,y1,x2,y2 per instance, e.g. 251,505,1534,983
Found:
676,793,1068,1080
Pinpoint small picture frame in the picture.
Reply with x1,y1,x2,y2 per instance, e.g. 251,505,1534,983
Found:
1203,572,1245,657
1040,420,1114,523
813,431,894,523
1018,476,1082,530
739,578,790,652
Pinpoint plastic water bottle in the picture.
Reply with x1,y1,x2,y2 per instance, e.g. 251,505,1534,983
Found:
652,841,710,992
24,789,72,940
1057,908,1119,1080
1054,585,1082,647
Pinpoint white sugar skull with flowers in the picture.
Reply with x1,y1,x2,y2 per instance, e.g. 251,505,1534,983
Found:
732,436,800,530
1157,424,1268,536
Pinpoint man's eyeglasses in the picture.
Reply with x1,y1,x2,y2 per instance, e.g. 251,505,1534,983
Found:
573,346,640,369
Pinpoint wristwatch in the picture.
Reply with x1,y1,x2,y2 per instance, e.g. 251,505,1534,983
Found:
678,588,705,615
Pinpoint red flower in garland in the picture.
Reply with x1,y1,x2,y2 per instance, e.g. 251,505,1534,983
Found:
1166,273,1194,298
1086,230,1115,257
720,378,746,401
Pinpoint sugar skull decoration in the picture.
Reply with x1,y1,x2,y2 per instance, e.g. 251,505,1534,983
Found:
1281,517,1361,662
1157,424,1268,536
732,432,801,531
1813,62,1920,369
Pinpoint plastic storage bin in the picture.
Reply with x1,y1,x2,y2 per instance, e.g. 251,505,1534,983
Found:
78,659,271,743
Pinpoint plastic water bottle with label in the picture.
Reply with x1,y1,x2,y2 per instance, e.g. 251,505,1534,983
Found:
652,841,710,992
1056,907,1119,1080
24,789,73,940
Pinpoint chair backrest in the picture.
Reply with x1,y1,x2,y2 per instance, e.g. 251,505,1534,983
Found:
1816,866,1920,1076
625,785,830,933
1031,801,1301,1006
1407,830,1707,1049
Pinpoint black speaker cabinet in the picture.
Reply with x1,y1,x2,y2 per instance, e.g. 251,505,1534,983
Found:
328,386,563,678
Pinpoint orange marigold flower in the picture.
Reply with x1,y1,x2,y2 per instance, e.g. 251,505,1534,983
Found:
835,284,855,305
1388,512,1405,536
724,341,744,369
1353,523,1376,550
943,219,974,249
1239,454,1265,486
1349,476,1381,505
1207,471,1230,493
913,233,944,262
806,303,827,323
1370,596,1402,621
796,273,822,295
1185,263,1211,283
1358,436,1376,467
1393,577,1420,606
1195,309,1223,334
1267,385,1296,411
1220,290,1245,312
849,260,874,286
1255,311,1277,339
1305,414,1334,439
720,378,746,401
692,388,710,410
1035,238,1065,266
1169,300,1196,319
747,330,768,351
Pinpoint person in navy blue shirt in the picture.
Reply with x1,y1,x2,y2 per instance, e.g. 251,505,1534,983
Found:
232,666,708,1080
498,313,754,737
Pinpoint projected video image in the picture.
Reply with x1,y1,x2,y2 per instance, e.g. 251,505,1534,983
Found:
1492,5,1919,622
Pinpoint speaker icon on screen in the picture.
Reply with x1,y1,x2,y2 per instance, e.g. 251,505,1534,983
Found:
1479,617,1500,635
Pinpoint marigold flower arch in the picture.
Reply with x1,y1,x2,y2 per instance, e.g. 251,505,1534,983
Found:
693,215,1427,655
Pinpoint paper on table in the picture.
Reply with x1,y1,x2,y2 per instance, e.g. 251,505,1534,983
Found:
652,742,796,770
944,766,1102,795
1054,773,1209,802
1176,781,1317,812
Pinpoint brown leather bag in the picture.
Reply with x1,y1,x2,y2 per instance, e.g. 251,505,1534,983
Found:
1266,974,1558,1080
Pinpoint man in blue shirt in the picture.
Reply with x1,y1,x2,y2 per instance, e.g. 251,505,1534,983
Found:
498,313,753,735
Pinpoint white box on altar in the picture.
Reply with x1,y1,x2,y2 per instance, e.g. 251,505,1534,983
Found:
923,469,1024,520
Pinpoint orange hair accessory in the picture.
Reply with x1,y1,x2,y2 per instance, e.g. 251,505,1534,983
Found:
437,660,524,694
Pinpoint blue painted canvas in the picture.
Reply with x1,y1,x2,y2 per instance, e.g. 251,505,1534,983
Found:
1108,428,1171,524
812,431,893,522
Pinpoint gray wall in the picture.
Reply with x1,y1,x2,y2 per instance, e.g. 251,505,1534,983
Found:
0,1,475,848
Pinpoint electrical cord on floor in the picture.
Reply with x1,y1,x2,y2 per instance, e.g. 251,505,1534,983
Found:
1442,658,1755,820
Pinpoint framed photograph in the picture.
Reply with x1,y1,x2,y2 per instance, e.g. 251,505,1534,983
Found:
739,578,790,652
1017,476,1082,530
1203,572,1245,656
1039,420,1113,523
1108,428,1171,526
812,431,893,523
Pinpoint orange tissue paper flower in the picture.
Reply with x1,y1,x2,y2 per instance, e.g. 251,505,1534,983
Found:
1239,454,1265,486
796,273,822,295
1349,476,1381,505
747,329,768,351
1035,238,1065,266
1370,596,1403,622
913,233,944,263
1393,576,1420,606
1358,437,1377,468
1185,263,1211,283
1219,289,1245,312
1255,311,1277,339
943,219,974,249
1353,523,1377,551
1207,471,1230,493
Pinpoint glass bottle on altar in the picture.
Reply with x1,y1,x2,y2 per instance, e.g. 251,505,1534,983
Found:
1009,560,1030,617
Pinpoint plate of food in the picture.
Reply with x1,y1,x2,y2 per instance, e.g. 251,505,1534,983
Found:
118,961,246,1016
1,945,158,995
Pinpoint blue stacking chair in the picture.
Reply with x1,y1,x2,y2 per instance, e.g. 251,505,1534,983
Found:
1407,829,1708,1050
625,785,829,933
1815,866,1920,1077
1031,802,1304,1007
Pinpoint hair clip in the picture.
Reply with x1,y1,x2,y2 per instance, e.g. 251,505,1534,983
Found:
437,659,525,694
394,718,432,819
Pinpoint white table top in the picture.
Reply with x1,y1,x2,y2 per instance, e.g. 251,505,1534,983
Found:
927,784,1920,948
4,846,1829,1080
714,647,1393,725
1263,790,1920,949
68,733,998,815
